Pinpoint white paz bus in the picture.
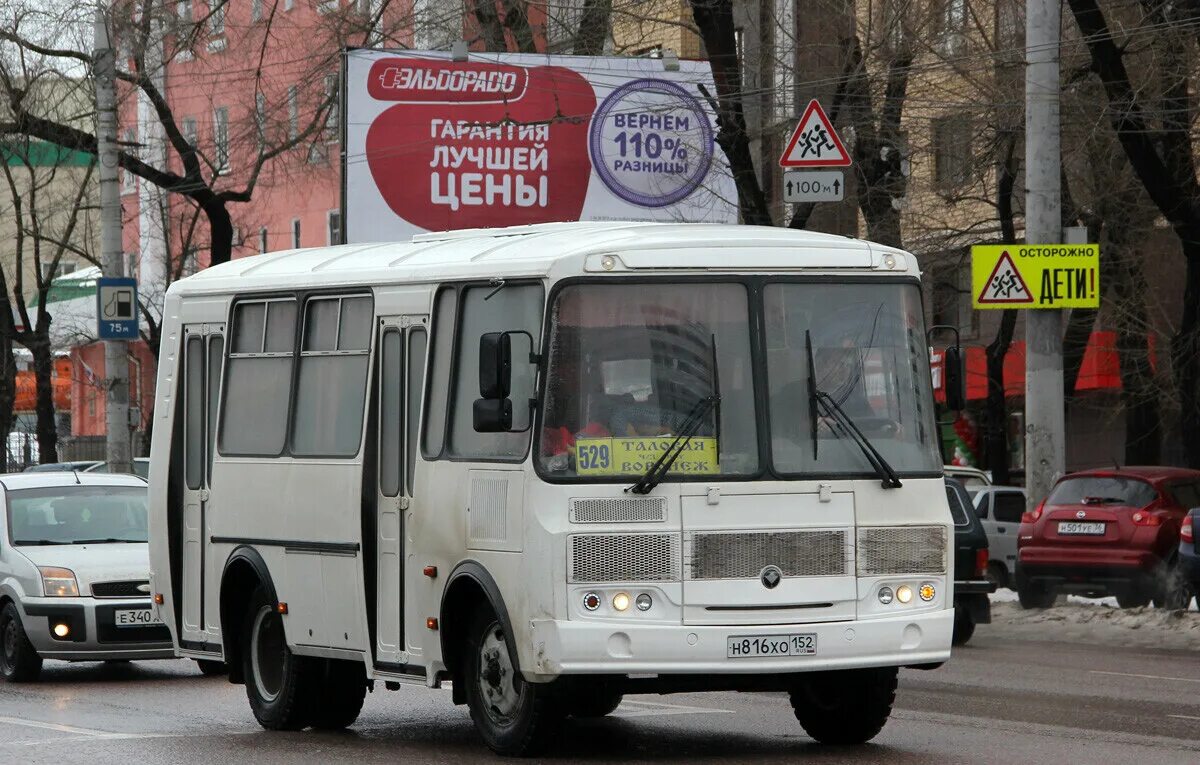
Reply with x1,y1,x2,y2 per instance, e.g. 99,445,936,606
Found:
147,222,963,755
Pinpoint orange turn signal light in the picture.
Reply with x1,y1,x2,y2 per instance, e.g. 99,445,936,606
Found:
154,593,164,605
426,617,439,630
277,602,289,615
423,565,438,578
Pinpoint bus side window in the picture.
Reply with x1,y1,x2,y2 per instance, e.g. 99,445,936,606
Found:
292,295,373,457
379,328,403,497
407,328,427,494
422,288,456,459
220,298,296,456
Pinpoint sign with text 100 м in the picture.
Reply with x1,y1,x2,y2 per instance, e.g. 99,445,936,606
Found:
96,277,138,340
971,245,1100,310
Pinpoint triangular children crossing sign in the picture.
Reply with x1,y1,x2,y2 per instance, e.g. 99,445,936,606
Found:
977,250,1034,305
779,100,852,167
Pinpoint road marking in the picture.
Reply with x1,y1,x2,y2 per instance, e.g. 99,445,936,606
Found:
0,716,118,737
1089,670,1200,684
612,699,736,718
0,716,260,745
1170,714,1200,721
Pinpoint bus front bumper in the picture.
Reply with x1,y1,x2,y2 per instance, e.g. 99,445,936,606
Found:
526,608,952,678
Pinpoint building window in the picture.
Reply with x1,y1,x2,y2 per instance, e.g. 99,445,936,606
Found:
181,117,197,149
259,227,269,253
120,128,137,194
318,0,340,13
324,73,339,142
932,116,971,191
251,0,262,22
292,218,301,249
40,261,75,283
287,85,299,142
207,0,226,51
941,0,968,55
285,0,294,11
931,263,975,338
255,92,266,151
213,107,229,174
327,210,342,245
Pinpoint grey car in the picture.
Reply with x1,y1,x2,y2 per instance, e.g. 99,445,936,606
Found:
0,472,173,681
972,485,1028,589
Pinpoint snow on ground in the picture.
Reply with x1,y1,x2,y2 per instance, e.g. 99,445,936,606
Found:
983,589,1200,650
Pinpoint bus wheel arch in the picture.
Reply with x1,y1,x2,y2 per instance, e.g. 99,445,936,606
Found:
440,561,517,705
219,547,278,685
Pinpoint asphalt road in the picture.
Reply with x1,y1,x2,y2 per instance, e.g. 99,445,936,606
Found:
1,631,1198,764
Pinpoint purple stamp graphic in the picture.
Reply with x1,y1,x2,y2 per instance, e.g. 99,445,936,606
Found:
588,78,715,208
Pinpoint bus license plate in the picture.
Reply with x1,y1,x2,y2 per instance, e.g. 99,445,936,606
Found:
727,634,816,658
114,608,162,627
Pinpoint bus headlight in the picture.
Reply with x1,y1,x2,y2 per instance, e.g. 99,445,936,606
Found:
635,593,653,611
582,592,601,611
878,586,894,605
612,592,631,612
896,585,913,604
39,567,79,597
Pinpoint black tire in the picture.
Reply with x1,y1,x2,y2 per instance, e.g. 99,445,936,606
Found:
1116,591,1151,609
242,587,315,730
985,562,1009,590
195,659,227,676
952,609,976,646
307,658,367,730
567,686,623,718
0,602,42,682
1016,576,1056,609
789,667,898,745
463,611,562,756
1152,560,1193,610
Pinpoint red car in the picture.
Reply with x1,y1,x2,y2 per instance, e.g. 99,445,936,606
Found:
1016,466,1200,609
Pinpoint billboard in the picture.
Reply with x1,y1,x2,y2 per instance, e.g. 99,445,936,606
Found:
343,50,737,243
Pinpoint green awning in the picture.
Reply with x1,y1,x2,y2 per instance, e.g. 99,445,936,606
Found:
1,141,94,168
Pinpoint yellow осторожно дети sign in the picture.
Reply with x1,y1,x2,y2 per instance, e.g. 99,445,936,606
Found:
971,244,1099,309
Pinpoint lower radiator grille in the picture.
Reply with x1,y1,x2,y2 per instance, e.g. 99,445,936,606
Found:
856,526,946,575
685,530,849,580
568,533,680,583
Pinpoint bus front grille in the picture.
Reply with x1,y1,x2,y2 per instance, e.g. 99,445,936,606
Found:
684,530,849,580
856,526,946,575
568,533,681,583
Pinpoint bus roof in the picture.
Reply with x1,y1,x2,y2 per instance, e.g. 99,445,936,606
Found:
170,222,916,296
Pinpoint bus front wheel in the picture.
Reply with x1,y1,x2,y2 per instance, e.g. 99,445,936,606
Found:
463,611,562,756
307,658,367,729
789,667,897,745
242,587,315,730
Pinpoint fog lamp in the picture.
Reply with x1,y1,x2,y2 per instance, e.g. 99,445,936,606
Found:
878,586,894,605
635,593,653,612
612,592,631,612
582,592,601,612
52,623,70,638
896,585,913,604
919,583,937,602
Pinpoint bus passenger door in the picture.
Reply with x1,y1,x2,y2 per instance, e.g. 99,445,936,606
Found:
180,323,225,647
374,315,426,666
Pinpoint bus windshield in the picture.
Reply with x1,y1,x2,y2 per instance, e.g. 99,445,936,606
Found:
766,282,941,476
536,279,941,481
539,282,758,478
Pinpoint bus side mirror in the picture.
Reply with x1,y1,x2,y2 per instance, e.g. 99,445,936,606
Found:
473,398,513,432
478,332,512,399
944,345,966,411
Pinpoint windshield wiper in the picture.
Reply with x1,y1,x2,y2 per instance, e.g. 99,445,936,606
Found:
70,538,143,544
1081,496,1129,505
626,335,721,495
15,539,64,546
804,330,901,490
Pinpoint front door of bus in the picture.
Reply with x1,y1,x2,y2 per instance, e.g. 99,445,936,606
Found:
374,316,427,667
180,323,225,648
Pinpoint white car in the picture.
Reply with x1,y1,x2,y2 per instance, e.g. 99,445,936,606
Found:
971,485,1028,589
0,472,176,681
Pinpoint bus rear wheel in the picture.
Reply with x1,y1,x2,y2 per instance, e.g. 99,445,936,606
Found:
242,587,315,730
789,667,897,745
307,658,367,730
463,611,562,756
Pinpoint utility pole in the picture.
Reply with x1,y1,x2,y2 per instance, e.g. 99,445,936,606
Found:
1024,0,1064,507
94,11,132,474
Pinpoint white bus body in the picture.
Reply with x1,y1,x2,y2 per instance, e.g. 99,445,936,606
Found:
148,222,954,754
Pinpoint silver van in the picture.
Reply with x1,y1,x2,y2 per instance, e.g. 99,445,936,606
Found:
972,486,1028,589
0,473,174,681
